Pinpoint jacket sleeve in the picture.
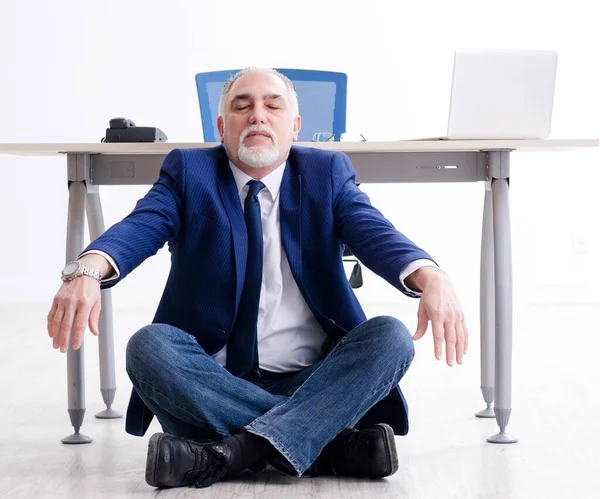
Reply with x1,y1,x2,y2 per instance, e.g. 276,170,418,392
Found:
331,151,436,298
81,148,186,289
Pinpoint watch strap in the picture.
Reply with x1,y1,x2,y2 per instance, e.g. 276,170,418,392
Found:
80,265,102,282
62,262,102,283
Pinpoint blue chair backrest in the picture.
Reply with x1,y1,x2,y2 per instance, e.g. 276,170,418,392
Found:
194,68,347,142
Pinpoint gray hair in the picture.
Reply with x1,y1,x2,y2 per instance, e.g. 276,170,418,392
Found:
218,67,299,118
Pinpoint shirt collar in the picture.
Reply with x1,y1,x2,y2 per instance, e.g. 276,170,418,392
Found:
229,160,286,200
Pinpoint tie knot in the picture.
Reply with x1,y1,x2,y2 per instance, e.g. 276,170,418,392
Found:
247,180,266,198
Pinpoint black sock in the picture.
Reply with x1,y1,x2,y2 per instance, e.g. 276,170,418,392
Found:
221,430,273,476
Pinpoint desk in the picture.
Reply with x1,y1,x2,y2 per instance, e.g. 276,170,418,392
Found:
1,139,598,444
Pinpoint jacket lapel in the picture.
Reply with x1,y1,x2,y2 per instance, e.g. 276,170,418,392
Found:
280,160,303,286
217,153,247,311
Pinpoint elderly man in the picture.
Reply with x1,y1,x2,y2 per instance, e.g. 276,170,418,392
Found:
48,67,468,489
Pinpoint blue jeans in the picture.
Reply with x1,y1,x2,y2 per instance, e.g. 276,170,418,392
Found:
125,315,415,476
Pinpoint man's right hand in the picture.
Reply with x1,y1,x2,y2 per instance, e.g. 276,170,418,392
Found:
47,254,113,353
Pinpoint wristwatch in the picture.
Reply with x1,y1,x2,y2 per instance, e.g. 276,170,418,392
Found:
61,261,102,283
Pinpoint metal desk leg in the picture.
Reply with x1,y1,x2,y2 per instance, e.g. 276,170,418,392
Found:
62,180,92,444
476,182,495,418
86,191,122,419
487,151,518,444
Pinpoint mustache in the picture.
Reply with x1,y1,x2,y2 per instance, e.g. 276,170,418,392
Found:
240,125,276,143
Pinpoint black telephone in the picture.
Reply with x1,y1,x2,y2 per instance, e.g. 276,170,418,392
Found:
103,117,167,143
109,117,136,129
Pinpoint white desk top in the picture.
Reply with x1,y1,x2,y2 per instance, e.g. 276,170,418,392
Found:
0,139,597,156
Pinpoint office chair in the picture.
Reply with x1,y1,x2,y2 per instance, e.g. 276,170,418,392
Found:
195,68,347,143
194,68,362,288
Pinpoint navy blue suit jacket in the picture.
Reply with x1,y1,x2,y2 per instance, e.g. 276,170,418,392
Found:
83,144,435,437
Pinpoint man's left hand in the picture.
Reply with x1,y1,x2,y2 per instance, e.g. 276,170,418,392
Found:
408,267,469,366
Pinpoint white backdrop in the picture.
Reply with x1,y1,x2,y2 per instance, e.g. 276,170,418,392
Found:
0,0,598,318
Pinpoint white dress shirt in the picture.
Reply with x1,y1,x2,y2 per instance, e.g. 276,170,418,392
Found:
83,160,436,372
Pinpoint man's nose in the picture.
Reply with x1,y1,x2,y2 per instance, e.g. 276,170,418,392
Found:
249,105,268,125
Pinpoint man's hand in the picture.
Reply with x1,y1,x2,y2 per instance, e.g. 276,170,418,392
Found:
47,277,101,352
407,267,469,366
47,254,113,353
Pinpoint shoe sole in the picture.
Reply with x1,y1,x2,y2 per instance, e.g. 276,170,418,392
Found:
145,432,168,488
372,423,399,478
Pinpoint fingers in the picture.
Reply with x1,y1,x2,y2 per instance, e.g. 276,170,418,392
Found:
49,279,101,353
47,299,58,338
431,318,445,361
455,318,466,365
463,317,470,355
412,307,428,341
89,300,101,336
71,304,93,351
425,308,467,366
51,306,65,349
57,297,77,353
445,320,457,366
417,277,469,365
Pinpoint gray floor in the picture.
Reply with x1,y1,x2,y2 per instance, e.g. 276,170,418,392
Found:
1,301,599,499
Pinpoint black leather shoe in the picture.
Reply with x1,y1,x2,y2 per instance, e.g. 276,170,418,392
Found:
323,423,398,478
145,433,233,488
266,424,398,478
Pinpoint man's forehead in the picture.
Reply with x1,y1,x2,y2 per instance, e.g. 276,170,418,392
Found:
228,72,288,100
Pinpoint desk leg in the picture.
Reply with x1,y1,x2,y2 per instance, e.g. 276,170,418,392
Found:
476,182,495,418
86,191,122,420
62,181,92,444
487,151,518,444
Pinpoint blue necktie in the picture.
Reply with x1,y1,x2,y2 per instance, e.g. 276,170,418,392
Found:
226,180,266,377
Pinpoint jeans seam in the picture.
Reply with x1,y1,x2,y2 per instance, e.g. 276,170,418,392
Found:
126,368,230,437
283,385,303,397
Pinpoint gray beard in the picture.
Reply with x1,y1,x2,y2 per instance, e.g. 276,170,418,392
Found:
238,144,280,169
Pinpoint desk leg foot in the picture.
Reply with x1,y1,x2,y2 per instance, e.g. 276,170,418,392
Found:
95,408,122,419
95,388,122,419
475,386,495,418
476,407,495,418
62,409,92,444
487,408,518,443
487,407,519,444
487,431,518,444
62,433,93,444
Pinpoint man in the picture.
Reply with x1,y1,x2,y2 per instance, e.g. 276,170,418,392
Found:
47,67,468,489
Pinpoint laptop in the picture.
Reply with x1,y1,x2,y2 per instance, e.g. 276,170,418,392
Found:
417,48,558,140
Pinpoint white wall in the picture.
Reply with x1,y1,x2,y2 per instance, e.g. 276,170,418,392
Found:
0,0,598,316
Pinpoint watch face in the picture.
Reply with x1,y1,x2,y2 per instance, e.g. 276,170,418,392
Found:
63,262,80,276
